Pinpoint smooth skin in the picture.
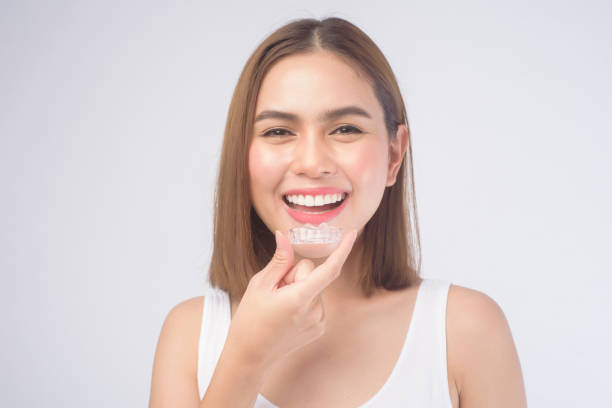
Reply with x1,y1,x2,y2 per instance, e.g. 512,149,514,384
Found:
149,50,527,407
148,255,527,407
150,228,359,408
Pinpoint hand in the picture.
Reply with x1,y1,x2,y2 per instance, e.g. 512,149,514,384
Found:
225,229,358,372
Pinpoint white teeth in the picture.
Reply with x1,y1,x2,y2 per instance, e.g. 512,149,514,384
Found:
285,193,346,207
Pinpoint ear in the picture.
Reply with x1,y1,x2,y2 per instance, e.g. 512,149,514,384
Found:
386,124,410,186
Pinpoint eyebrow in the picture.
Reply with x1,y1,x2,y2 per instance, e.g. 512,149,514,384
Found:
253,105,372,124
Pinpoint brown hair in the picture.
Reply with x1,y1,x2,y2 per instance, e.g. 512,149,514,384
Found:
208,17,421,301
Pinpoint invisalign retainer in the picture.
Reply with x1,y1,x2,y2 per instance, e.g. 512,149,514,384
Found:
288,223,343,245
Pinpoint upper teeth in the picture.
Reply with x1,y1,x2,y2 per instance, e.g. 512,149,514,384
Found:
285,193,346,207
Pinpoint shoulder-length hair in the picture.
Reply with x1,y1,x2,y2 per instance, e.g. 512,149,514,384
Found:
208,17,421,301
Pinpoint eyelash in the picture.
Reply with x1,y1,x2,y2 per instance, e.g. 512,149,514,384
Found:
262,125,363,137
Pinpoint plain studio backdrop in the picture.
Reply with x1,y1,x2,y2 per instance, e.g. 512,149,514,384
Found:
1,0,610,406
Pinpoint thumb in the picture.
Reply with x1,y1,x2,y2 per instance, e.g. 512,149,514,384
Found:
295,267,309,282
295,260,314,282
262,230,295,288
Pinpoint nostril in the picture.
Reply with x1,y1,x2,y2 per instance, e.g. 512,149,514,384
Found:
290,149,336,176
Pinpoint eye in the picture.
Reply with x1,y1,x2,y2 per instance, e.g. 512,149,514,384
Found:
331,125,363,134
262,128,294,137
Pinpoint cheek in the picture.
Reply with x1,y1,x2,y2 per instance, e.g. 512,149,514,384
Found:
341,140,388,188
248,143,286,196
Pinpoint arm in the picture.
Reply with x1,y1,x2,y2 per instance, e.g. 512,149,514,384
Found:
446,285,527,408
148,297,202,407
148,296,267,408
199,340,268,408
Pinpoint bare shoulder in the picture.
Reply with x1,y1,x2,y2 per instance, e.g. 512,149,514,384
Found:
447,284,507,334
446,284,527,408
149,296,205,407
165,296,205,330
159,296,205,361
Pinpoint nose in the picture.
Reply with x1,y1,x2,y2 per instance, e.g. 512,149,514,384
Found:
290,133,336,178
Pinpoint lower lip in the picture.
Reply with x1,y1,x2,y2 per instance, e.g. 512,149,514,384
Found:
283,195,349,225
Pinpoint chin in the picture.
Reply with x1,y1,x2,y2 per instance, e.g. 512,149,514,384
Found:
292,240,341,259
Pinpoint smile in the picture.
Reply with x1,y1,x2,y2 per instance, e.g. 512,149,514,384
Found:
284,192,347,212
281,189,350,225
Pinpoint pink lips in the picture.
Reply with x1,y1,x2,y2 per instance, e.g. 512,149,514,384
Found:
282,187,350,225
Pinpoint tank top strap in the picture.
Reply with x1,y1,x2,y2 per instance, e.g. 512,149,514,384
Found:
393,278,452,407
415,278,452,388
197,286,232,400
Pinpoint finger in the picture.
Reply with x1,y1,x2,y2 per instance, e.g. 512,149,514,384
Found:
290,321,326,351
299,296,325,333
313,294,325,323
295,229,358,301
298,294,316,321
261,230,295,288
279,258,313,288
294,259,314,283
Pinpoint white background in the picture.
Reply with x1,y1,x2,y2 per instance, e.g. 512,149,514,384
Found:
1,0,610,406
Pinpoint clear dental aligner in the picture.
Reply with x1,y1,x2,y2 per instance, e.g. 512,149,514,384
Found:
289,223,343,245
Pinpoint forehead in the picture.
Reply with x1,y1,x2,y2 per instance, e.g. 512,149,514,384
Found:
255,51,384,122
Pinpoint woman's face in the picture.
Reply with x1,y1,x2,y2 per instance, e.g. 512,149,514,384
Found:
249,50,404,246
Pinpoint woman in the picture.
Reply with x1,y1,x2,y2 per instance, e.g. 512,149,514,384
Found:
149,17,527,407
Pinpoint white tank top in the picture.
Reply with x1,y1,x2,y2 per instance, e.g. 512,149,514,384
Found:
197,278,453,407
